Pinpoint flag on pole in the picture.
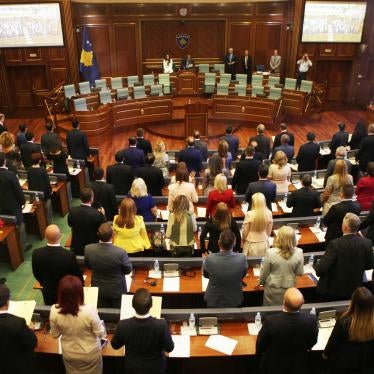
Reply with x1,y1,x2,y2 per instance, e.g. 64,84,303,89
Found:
79,26,100,86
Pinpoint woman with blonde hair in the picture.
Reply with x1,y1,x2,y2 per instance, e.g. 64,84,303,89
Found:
113,197,151,255
268,150,291,194
0,131,21,171
324,287,374,373
322,159,353,215
242,192,273,256
153,140,169,177
128,178,157,222
166,195,197,256
259,225,304,305
217,139,233,169
206,173,235,217
200,202,241,253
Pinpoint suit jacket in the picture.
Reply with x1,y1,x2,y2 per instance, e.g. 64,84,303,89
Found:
296,142,320,171
27,166,52,200
178,147,202,175
232,158,260,194
269,55,282,73
85,242,132,299
89,180,118,221
16,132,27,147
106,162,134,195
181,58,194,70
314,234,374,300
0,313,37,374
194,139,208,161
360,201,374,242
330,130,349,156
286,187,321,217
241,55,252,73
111,317,174,374
136,138,153,156
250,134,271,159
122,147,145,169
0,167,25,223
0,123,7,134
203,251,248,307
273,131,295,148
67,205,106,255
20,142,41,169
66,129,89,159
245,179,276,210
323,200,361,243
136,165,164,196
358,134,374,172
41,131,62,154
324,157,352,186
32,245,83,305
222,134,239,159
256,311,318,374
272,144,294,162
224,53,238,74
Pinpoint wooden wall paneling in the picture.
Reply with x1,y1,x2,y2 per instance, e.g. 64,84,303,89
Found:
228,22,252,71
255,2,286,16
288,0,304,77
7,66,33,109
48,48,66,62
319,44,337,57
23,48,43,63
3,49,23,64
254,23,282,69
336,44,356,58
49,67,69,88
114,23,138,76
0,56,10,111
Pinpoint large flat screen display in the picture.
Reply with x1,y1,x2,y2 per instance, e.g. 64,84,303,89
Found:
301,1,367,43
0,3,64,48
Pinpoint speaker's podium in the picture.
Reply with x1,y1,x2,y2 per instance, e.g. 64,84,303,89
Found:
184,102,208,137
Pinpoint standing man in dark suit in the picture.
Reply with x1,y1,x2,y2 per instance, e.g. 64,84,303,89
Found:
89,168,118,221
67,187,106,256
314,213,374,301
111,288,174,374
250,124,271,159
106,151,134,195
0,284,37,374
323,184,361,244
286,174,321,217
193,130,208,162
330,122,349,158
256,287,318,374
27,153,52,201
66,119,90,160
41,122,62,154
245,164,276,210
122,136,146,169
242,49,252,84
203,229,248,307
224,47,237,80
136,128,153,156
181,54,194,70
0,113,7,134
20,132,41,169
178,137,203,176
357,123,374,173
136,153,165,196
272,134,294,162
232,146,260,194
16,124,27,147
222,126,239,160
32,225,83,305
85,223,132,308
273,123,295,148
296,132,320,171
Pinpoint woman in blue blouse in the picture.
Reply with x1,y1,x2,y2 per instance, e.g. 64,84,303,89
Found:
128,178,157,222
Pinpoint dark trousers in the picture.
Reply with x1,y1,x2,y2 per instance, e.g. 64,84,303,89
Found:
244,68,251,83
297,71,307,87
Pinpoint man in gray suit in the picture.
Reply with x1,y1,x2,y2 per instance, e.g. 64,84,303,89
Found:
269,50,281,74
85,223,132,308
203,229,248,307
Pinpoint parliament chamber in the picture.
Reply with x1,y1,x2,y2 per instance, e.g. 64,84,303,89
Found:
0,1,374,374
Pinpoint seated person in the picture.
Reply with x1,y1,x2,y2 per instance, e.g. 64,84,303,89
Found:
181,54,194,70
206,174,235,218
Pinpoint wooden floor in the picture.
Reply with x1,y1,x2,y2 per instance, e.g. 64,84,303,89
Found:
4,102,368,171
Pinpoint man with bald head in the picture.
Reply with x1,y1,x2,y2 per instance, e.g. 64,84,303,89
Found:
256,287,318,374
32,224,83,305
178,136,202,176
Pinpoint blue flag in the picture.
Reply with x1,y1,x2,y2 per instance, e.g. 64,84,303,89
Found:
79,26,100,86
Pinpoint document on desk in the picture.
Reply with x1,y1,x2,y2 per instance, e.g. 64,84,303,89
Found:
18,178,27,186
247,323,262,336
312,177,324,189
163,277,180,292
271,203,278,213
120,294,162,320
364,269,373,282
84,287,98,309
241,203,249,215
197,207,206,218
22,203,34,214
292,182,302,189
68,168,81,176
304,264,320,282
319,148,331,156
312,327,334,351
148,270,162,279
278,201,293,214
202,274,209,291
8,300,36,326
158,209,170,220
205,335,238,356
253,266,261,277
309,226,326,242
169,335,190,357
125,272,132,290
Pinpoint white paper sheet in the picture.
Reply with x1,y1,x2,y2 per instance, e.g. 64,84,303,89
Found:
197,207,206,218
278,201,293,214
290,163,299,172
304,264,320,281
205,335,238,355
169,335,190,357
163,277,180,292
312,177,324,189
271,203,278,213
68,168,81,176
253,267,261,277
364,269,373,282
22,203,34,214
312,327,334,351
292,182,302,189
148,270,162,279
83,287,98,309
120,294,162,320
309,226,326,242
181,325,197,336
8,300,36,326
241,203,249,215
247,323,262,336
202,275,209,291
319,148,331,156
158,209,170,220
18,178,27,186
125,273,132,290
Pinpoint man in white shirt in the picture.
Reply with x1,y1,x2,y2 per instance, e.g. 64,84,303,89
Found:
296,53,312,88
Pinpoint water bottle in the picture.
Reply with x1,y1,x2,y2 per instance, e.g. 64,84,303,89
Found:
314,216,321,229
308,254,314,267
310,307,316,317
283,192,288,203
160,224,165,235
314,170,317,179
255,312,262,330
198,226,202,239
189,313,195,329
154,259,159,272
76,160,81,169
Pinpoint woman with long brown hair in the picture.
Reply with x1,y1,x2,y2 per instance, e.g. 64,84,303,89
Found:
202,154,227,194
113,197,151,255
324,287,374,373
49,275,106,374
217,139,233,169
200,202,241,253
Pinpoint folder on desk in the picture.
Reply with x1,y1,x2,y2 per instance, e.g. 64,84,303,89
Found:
8,300,36,326
163,277,180,292
271,203,278,213
197,207,206,218
169,335,190,357
158,209,169,220
120,294,162,320
22,203,34,214
83,287,98,309
312,327,333,351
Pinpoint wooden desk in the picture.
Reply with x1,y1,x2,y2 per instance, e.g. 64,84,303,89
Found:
0,224,23,270
51,181,70,217
282,89,309,117
24,201,48,240
69,168,86,192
